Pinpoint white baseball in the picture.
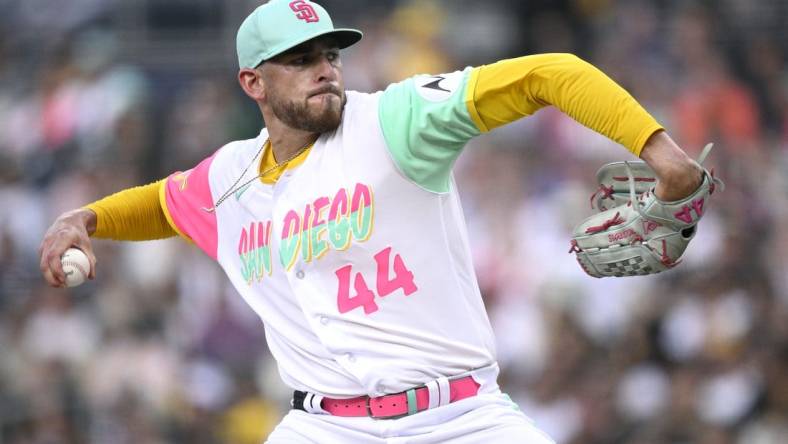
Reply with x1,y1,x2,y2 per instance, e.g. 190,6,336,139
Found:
61,247,90,287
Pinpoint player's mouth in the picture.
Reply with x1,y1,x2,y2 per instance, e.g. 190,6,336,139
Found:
310,93,337,100
308,85,342,100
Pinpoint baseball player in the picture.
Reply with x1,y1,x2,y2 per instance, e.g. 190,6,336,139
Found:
39,1,709,442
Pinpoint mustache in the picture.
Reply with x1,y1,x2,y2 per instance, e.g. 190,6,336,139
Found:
308,85,342,98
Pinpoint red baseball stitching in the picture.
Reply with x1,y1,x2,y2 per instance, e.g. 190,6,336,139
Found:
62,260,88,283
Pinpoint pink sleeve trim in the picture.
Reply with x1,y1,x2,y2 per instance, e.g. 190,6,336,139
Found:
162,152,219,260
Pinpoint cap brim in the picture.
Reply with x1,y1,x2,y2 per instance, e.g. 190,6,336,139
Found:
264,28,363,63
328,29,364,50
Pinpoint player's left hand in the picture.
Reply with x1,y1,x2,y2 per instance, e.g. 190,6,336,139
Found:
568,144,724,278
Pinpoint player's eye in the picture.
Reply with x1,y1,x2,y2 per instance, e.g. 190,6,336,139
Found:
291,56,308,65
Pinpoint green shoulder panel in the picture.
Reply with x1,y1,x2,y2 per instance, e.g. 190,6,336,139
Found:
378,67,481,193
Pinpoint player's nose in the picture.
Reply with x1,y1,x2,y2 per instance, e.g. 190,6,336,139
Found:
315,55,338,83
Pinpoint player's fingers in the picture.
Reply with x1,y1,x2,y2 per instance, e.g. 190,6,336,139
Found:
75,241,97,280
87,253,96,280
38,234,53,263
46,248,67,285
39,239,58,286
40,252,64,287
39,257,56,286
40,234,69,279
43,269,64,288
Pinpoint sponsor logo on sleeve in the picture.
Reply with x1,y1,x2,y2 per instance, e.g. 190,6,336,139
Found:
415,71,463,102
172,171,191,191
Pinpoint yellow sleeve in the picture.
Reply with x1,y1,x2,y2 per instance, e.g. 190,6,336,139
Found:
466,53,664,156
84,179,178,241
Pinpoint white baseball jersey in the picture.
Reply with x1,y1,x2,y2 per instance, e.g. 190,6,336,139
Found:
161,67,498,398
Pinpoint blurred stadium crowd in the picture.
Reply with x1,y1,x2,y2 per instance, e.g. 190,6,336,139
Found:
0,0,786,443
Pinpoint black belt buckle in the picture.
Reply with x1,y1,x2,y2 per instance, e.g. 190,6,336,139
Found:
292,390,307,411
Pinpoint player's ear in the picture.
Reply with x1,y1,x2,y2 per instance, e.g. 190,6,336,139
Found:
238,68,266,101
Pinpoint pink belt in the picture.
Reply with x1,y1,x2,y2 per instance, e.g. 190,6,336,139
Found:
292,375,481,419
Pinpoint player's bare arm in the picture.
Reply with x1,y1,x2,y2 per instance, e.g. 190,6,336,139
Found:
639,130,703,201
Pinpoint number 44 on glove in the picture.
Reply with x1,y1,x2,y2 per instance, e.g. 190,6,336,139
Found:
569,143,724,278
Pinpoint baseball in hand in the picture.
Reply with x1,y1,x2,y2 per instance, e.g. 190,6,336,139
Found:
61,247,90,287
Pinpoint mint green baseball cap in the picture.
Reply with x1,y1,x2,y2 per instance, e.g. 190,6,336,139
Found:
237,0,363,69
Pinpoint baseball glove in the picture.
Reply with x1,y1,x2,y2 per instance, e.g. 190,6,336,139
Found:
569,143,724,278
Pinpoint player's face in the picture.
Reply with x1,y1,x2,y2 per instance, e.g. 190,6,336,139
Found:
260,38,345,133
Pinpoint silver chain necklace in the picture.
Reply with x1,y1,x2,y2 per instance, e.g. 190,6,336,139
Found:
202,138,313,213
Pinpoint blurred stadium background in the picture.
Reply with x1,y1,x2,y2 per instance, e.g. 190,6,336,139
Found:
1,0,786,443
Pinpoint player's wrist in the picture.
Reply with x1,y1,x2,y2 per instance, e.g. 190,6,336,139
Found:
64,208,98,236
640,131,703,201
653,162,703,202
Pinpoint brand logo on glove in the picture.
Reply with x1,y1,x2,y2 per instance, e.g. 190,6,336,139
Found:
608,229,637,243
674,198,705,224
290,1,319,23
643,220,660,234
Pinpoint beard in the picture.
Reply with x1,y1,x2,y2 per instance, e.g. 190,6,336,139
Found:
268,87,345,133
